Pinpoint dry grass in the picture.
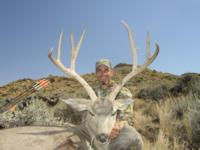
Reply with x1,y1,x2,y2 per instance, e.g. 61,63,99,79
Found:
143,130,186,150
132,94,200,149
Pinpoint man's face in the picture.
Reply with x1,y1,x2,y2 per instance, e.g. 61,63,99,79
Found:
96,65,114,85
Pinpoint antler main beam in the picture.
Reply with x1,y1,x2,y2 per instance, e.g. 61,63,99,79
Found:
48,31,97,102
109,21,160,101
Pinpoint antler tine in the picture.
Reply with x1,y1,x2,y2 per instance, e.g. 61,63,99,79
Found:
48,30,97,102
48,31,63,65
146,32,151,60
70,30,86,70
109,22,160,101
121,20,137,69
57,31,63,61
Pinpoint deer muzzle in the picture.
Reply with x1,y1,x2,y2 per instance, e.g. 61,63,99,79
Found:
96,133,109,143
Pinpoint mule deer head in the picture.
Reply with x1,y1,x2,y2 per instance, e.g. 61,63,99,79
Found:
48,21,159,149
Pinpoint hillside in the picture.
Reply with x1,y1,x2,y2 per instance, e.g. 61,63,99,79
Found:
0,63,200,149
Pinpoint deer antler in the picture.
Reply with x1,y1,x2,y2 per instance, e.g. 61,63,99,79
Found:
109,21,160,101
48,30,97,101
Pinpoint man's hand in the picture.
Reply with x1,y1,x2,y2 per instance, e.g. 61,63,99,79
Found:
110,121,121,139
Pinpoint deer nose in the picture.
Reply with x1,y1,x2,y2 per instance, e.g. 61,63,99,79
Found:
96,133,109,143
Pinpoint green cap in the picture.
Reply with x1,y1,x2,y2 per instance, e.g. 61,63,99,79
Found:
95,58,112,69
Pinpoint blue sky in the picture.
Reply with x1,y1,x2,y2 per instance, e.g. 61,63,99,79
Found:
0,0,200,86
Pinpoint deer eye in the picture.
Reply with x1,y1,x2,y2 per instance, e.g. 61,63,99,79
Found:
89,111,95,117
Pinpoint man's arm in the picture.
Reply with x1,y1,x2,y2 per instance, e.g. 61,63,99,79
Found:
110,87,133,139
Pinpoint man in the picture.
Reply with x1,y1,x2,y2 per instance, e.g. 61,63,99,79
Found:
94,58,143,149
94,58,133,119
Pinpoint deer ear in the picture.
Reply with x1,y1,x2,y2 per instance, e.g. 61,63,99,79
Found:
113,98,134,112
61,98,91,111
